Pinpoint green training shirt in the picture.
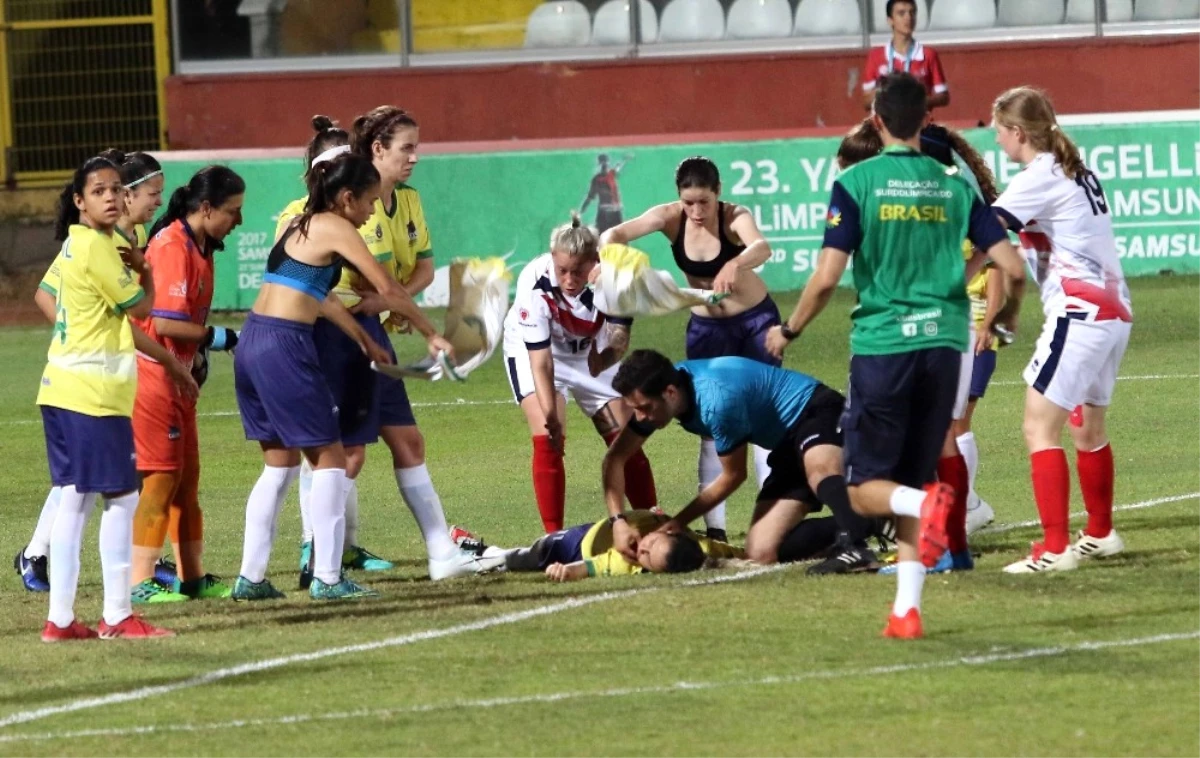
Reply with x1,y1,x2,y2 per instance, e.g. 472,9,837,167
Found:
822,145,1008,356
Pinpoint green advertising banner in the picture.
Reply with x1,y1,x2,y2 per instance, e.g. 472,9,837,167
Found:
157,115,1200,310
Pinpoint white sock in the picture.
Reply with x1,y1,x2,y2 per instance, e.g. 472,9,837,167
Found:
310,468,348,586
892,560,926,616
395,465,457,561
298,457,314,542
888,486,926,518
47,486,96,628
752,444,772,490
99,491,138,626
239,465,300,583
27,486,62,558
698,438,727,532
344,478,360,548
957,432,979,495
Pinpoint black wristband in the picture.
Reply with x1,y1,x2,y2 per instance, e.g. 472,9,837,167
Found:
607,513,627,525
780,324,799,341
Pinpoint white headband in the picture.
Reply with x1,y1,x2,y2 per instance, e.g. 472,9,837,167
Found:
124,170,162,189
311,145,351,167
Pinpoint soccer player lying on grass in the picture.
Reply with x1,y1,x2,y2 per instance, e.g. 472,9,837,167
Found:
456,509,840,580
602,349,885,575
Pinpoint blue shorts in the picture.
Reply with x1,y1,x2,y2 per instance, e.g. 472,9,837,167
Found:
312,313,414,446
538,523,592,567
969,349,997,400
41,406,137,494
842,348,960,488
685,296,782,367
235,312,340,449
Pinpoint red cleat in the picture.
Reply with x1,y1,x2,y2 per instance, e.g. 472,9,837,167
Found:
448,524,477,547
1069,405,1084,428
882,608,923,639
919,483,954,568
97,615,175,640
41,620,98,643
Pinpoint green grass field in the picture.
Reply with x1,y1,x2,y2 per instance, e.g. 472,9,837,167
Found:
0,276,1196,757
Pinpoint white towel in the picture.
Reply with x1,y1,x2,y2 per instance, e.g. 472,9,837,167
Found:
592,244,724,318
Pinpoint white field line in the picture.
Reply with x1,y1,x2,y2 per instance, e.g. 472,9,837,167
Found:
2,373,1196,427
1,629,1194,745
0,565,783,731
982,492,1200,534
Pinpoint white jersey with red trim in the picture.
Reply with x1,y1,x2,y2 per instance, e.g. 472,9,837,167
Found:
994,152,1132,322
503,253,627,358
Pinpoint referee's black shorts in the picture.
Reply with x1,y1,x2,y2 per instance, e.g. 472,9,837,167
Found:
756,384,845,507
842,347,960,489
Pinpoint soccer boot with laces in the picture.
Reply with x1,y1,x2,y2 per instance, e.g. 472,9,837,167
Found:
1073,529,1124,559
1003,542,1080,574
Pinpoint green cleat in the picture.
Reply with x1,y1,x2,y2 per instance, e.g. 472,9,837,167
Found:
342,545,394,572
298,541,313,590
175,574,232,599
131,578,188,605
231,576,286,601
309,575,380,600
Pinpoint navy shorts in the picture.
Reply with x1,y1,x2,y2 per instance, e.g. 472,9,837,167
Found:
842,348,960,488
235,312,340,449
757,384,845,507
313,313,416,447
685,296,782,367
969,349,997,400
504,523,592,571
41,406,137,494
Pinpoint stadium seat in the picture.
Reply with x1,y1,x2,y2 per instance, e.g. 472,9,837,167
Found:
1133,0,1200,20
659,0,726,41
998,0,1066,25
524,1,592,47
793,0,862,35
727,0,793,39
1066,0,1134,21
591,0,659,44
929,0,997,29
870,0,929,33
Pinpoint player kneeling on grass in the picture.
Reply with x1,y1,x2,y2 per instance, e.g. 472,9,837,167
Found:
502,213,657,533
601,350,880,575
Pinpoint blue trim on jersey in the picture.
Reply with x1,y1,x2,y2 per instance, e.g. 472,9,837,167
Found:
263,272,327,302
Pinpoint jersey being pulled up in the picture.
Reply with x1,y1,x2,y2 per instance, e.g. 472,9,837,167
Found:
503,252,631,358
994,152,1132,322
823,146,1009,356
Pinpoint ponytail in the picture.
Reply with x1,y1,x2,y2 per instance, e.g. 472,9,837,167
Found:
943,128,999,204
149,185,193,239
304,114,350,176
837,118,884,170
549,211,599,259
54,156,118,241
351,106,418,159
1049,126,1086,181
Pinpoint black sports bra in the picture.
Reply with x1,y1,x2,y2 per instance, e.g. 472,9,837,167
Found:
670,202,745,280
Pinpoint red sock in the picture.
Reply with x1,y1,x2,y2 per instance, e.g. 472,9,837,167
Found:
1077,443,1114,538
531,435,566,533
604,432,657,510
1030,448,1071,553
937,454,970,554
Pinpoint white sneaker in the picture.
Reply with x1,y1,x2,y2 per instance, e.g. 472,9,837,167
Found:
1003,542,1080,574
1073,529,1125,559
428,548,492,581
965,495,995,535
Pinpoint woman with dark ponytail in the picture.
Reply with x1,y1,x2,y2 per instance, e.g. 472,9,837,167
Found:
231,149,453,602
125,165,246,603
34,156,175,640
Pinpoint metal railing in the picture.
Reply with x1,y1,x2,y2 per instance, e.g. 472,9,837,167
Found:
0,0,170,187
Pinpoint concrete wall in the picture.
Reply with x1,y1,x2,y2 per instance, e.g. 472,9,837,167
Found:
163,34,1198,149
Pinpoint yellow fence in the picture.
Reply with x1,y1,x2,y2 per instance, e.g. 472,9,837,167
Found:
0,0,169,187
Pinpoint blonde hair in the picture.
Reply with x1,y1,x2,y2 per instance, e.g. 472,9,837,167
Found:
992,86,1085,180
549,211,599,259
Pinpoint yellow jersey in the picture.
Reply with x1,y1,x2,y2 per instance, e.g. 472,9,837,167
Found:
39,223,145,298
966,266,998,352
582,510,745,577
36,225,144,417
